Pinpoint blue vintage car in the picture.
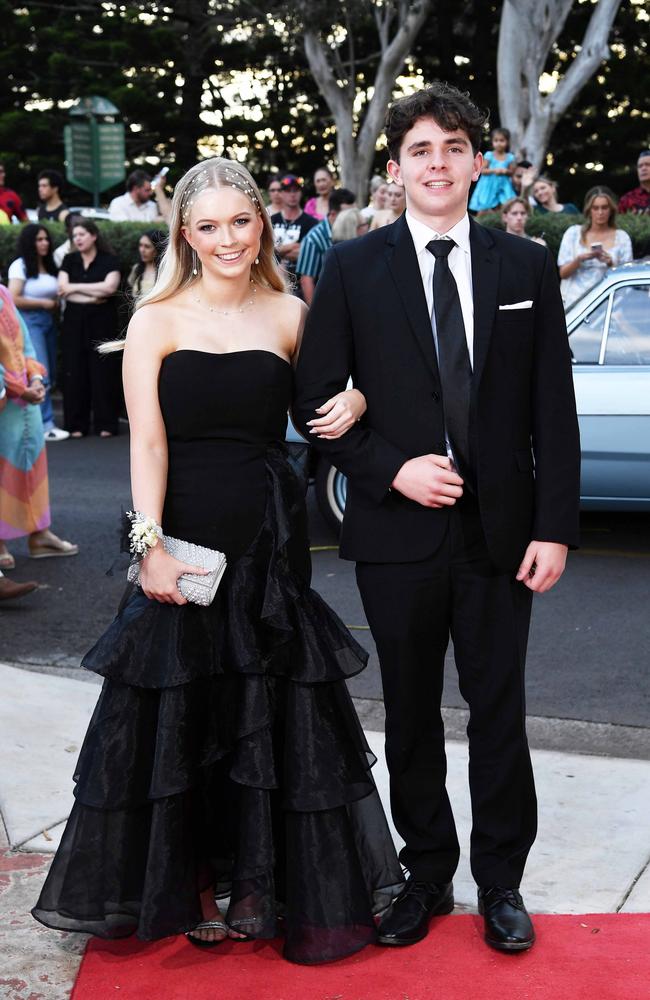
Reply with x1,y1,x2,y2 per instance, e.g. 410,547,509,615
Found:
566,259,650,510
292,259,650,528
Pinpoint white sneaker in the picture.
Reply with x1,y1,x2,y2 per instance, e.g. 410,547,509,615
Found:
44,426,70,442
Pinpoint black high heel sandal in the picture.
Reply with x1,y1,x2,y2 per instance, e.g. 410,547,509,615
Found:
185,918,229,948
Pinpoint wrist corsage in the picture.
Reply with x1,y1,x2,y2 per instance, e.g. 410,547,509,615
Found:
125,510,162,556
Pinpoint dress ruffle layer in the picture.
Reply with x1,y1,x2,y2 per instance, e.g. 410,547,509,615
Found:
33,446,403,964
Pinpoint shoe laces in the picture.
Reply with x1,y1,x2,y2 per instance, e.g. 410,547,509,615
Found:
397,880,440,904
483,886,524,909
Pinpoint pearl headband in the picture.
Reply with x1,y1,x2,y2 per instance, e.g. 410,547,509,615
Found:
180,164,261,224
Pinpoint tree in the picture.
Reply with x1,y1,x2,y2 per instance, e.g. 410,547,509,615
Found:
295,0,432,201
497,0,623,168
1,0,645,211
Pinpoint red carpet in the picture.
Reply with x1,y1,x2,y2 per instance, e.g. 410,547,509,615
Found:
71,914,649,1000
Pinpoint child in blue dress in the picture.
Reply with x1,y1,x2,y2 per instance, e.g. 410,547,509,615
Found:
469,127,516,214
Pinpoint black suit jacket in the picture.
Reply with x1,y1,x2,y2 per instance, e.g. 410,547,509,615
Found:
293,215,581,570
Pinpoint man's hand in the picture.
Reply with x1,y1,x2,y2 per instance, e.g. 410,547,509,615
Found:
277,242,300,262
516,541,568,593
391,454,463,508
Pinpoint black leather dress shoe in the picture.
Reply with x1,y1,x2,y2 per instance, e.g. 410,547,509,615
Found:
377,879,454,946
478,886,535,952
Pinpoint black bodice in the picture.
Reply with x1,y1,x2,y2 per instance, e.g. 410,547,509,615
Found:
158,349,293,559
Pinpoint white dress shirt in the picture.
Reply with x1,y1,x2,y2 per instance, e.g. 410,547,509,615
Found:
405,210,474,368
108,192,159,223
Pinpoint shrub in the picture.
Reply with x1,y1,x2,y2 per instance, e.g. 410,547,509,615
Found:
480,210,650,260
0,221,168,281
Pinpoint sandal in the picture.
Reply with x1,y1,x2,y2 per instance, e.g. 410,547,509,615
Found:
28,532,79,560
227,916,261,942
185,918,229,949
0,552,16,571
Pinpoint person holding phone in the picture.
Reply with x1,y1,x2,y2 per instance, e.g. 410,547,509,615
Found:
558,186,632,307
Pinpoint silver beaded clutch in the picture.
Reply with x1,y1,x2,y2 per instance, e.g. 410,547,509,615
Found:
127,534,227,606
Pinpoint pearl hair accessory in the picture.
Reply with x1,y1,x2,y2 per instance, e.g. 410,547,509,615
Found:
180,163,261,224
180,167,210,224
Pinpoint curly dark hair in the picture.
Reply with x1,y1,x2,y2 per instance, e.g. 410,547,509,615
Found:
15,223,57,279
385,81,488,161
37,168,65,192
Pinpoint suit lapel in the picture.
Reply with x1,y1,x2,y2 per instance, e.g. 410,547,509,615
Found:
470,218,500,387
384,215,439,378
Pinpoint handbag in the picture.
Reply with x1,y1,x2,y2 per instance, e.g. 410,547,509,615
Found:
127,534,227,606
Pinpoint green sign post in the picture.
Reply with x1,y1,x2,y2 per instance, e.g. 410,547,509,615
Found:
64,96,126,207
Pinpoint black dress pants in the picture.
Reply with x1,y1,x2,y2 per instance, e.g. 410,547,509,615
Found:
356,497,537,888
62,303,121,436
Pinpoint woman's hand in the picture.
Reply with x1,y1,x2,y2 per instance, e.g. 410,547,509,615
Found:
22,383,46,405
139,544,208,605
521,166,537,188
307,388,367,439
40,298,58,311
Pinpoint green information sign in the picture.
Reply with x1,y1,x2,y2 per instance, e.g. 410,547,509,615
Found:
64,97,126,206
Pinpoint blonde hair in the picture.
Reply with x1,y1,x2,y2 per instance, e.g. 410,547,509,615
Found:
532,175,558,196
501,197,531,218
101,158,286,352
331,208,365,244
581,185,618,238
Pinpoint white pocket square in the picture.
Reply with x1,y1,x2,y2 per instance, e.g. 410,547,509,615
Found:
499,300,533,310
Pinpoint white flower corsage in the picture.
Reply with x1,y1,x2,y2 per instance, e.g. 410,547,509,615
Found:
126,510,162,556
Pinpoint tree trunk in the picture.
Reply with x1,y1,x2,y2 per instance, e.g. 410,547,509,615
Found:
497,0,622,169
302,1,432,204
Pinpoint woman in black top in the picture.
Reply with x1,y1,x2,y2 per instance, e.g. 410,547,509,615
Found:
59,220,121,437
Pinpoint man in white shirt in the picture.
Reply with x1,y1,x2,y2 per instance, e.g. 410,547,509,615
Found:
295,81,580,956
108,170,161,223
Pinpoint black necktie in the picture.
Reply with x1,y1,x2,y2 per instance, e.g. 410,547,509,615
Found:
426,239,473,487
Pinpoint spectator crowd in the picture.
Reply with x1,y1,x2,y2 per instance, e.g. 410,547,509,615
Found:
0,144,648,602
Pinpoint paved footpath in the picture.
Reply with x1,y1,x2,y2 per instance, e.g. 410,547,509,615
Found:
1,662,649,999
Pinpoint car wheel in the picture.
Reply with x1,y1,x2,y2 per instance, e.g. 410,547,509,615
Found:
315,462,347,533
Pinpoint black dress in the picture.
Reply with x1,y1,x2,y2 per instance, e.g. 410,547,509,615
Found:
33,349,403,964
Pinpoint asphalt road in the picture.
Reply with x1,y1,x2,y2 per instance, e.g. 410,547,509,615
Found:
2,429,649,735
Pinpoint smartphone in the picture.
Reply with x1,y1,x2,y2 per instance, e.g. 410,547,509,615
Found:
151,166,169,189
590,242,603,253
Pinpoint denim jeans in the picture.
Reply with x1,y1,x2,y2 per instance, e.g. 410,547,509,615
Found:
21,309,57,430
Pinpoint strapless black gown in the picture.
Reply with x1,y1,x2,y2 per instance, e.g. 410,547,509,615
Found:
33,350,403,964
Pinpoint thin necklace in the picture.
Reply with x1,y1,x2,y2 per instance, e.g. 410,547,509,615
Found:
194,281,257,316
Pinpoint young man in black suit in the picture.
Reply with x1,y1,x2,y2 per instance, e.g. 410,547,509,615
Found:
293,83,580,953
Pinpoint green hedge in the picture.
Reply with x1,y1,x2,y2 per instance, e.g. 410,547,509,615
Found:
1,215,648,278
0,222,168,280
480,210,650,260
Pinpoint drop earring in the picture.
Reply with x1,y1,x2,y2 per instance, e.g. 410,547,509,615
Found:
192,250,199,276
255,256,260,265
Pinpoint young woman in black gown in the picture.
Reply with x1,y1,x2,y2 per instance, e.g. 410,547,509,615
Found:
32,159,403,964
